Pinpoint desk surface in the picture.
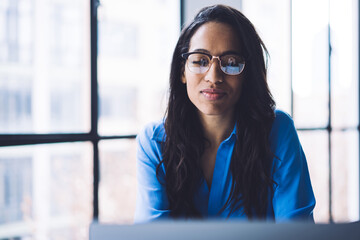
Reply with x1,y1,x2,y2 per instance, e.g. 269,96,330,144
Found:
90,220,360,240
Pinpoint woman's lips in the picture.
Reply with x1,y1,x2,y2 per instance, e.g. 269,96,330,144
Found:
200,88,226,100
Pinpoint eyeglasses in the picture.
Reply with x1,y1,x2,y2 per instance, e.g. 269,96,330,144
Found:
181,51,245,76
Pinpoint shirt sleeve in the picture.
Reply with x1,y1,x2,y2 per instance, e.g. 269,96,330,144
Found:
270,111,316,222
134,124,170,223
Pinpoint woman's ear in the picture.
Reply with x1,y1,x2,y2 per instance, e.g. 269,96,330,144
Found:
181,75,186,84
181,65,186,84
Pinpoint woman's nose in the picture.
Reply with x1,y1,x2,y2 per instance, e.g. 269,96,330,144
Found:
204,58,224,83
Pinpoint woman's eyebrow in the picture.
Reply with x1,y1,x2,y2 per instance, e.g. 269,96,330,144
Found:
191,49,241,56
220,50,242,56
192,48,210,53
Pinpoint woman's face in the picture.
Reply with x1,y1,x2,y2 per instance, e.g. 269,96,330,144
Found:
182,22,244,120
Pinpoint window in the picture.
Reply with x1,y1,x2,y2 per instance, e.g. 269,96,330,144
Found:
0,0,180,238
241,0,359,222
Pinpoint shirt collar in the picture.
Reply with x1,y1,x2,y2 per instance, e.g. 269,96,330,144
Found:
225,123,237,142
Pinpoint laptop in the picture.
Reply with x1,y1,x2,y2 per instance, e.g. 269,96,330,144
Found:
89,220,360,240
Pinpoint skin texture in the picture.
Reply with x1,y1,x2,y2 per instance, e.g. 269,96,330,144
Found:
181,22,245,188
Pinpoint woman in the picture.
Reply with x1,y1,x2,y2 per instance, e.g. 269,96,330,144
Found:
135,5,315,222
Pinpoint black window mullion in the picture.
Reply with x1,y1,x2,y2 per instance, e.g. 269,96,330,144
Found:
358,0,360,221
327,15,333,223
180,0,185,30
0,133,92,146
0,134,137,147
91,0,100,221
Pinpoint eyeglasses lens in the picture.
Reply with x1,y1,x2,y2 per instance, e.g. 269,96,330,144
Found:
187,53,210,74
220,55,244,75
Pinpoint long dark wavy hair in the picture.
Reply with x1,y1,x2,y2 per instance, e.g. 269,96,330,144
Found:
157,4,276,219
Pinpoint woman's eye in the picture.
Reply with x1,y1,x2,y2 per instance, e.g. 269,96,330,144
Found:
192,58,208,66
226,57,237,66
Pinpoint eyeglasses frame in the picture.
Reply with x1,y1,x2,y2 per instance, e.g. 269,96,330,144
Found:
181,51,246,76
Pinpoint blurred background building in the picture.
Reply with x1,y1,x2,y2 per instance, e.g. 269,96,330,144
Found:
0,0,359,239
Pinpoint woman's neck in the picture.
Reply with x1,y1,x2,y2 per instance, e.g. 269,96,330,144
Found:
199,112,235,147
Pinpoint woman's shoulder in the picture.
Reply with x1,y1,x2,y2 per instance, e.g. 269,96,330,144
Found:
137,120,166,144
271,109,295,133
269,110,304,170
136,121,165,166
273,109,293,125
270,109,298,144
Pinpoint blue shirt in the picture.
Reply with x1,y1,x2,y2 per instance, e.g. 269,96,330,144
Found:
134,110,316,223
